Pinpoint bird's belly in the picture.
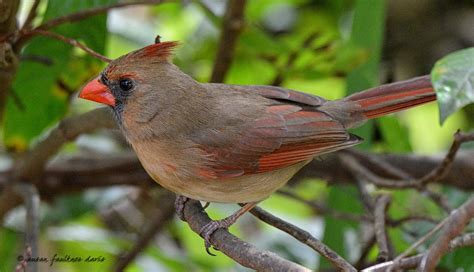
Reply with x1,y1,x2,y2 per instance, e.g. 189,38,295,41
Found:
142,158,309,203
131,140,309,203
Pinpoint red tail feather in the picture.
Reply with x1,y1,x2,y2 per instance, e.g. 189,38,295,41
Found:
346,75,436,119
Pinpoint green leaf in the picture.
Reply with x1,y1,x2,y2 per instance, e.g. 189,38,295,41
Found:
4,36,71,151
3,0,113,151
431,47,474,124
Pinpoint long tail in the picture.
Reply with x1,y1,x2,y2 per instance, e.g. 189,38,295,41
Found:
321,75,436,128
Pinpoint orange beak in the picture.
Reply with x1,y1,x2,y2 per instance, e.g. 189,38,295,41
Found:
79,78,115,106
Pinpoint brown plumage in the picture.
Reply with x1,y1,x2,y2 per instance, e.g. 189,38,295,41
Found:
79,41,436,248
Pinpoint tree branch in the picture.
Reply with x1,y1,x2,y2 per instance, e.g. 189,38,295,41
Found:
14,183,40,272
417,130,474,185
419,197,474,271
181,199,312,271
22,30,111,62
114,191,175,272
0,107,116,220
0,0,20,122
373,194,393,262
362,232,474,271
246,205,357,272
37,0,169,31
21,0,41,31
210,0,247,83
13,0,170,48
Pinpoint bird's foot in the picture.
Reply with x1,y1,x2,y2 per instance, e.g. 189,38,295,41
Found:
174,195,189,221
199,216,237,256
199,202,258,255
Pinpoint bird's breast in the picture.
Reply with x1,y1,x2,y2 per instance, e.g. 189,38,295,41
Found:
132,138,310,203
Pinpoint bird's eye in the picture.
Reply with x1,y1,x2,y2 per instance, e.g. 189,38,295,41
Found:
119,78,134,92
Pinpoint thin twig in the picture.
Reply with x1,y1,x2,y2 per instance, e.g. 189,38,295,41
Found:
418,130,474,185
22,30,111,62
15,246,32,272
419,197,474,271
278,189,371,222
355,233,376,269
13,0,170,48
115,192,175,272
421,188,452,213
246,205,357,272
37,0,168,31
343,149,412,180
373,194,392,262
388,215,438,227
387,216,450,271
339,153,420,188
14,183,40,272
363,232,474,271
271,31,320,86
21,0,41,30
448,232,474,250
210,0,247,83
356,179,375,213
340,131,474,190
343,149,453,213
192,0,220,26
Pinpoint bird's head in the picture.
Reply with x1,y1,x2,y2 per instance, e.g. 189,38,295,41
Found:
78,41,180,120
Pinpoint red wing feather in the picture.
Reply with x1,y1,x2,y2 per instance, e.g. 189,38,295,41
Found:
196,104,360,179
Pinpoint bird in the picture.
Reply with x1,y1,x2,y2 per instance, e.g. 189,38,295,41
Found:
79,40,436,252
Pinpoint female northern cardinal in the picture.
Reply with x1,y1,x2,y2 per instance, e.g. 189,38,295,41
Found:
79,41,435,251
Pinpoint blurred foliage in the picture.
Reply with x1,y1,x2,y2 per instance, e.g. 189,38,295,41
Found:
1,0,473,271
4,0,112,151
322,0,384,269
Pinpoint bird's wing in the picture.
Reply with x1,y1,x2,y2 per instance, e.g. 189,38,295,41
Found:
206,83,328,106
193,87,361,179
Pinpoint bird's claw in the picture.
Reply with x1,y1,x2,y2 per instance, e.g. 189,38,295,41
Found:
199,218,233,256
174,195,188,221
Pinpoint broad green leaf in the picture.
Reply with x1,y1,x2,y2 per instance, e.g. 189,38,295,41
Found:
431,47,474,124
3,0,114,151
4,35,71,151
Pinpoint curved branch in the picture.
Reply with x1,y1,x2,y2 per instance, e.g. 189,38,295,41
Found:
16,107,115,179
362,233,474,271
37,0,168,31
181,199,311,271
13,0,170,48
247,205,357,272
419,197,474,271
21,30,111,62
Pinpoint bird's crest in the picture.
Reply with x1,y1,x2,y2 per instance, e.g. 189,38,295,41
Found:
126,41,179,62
